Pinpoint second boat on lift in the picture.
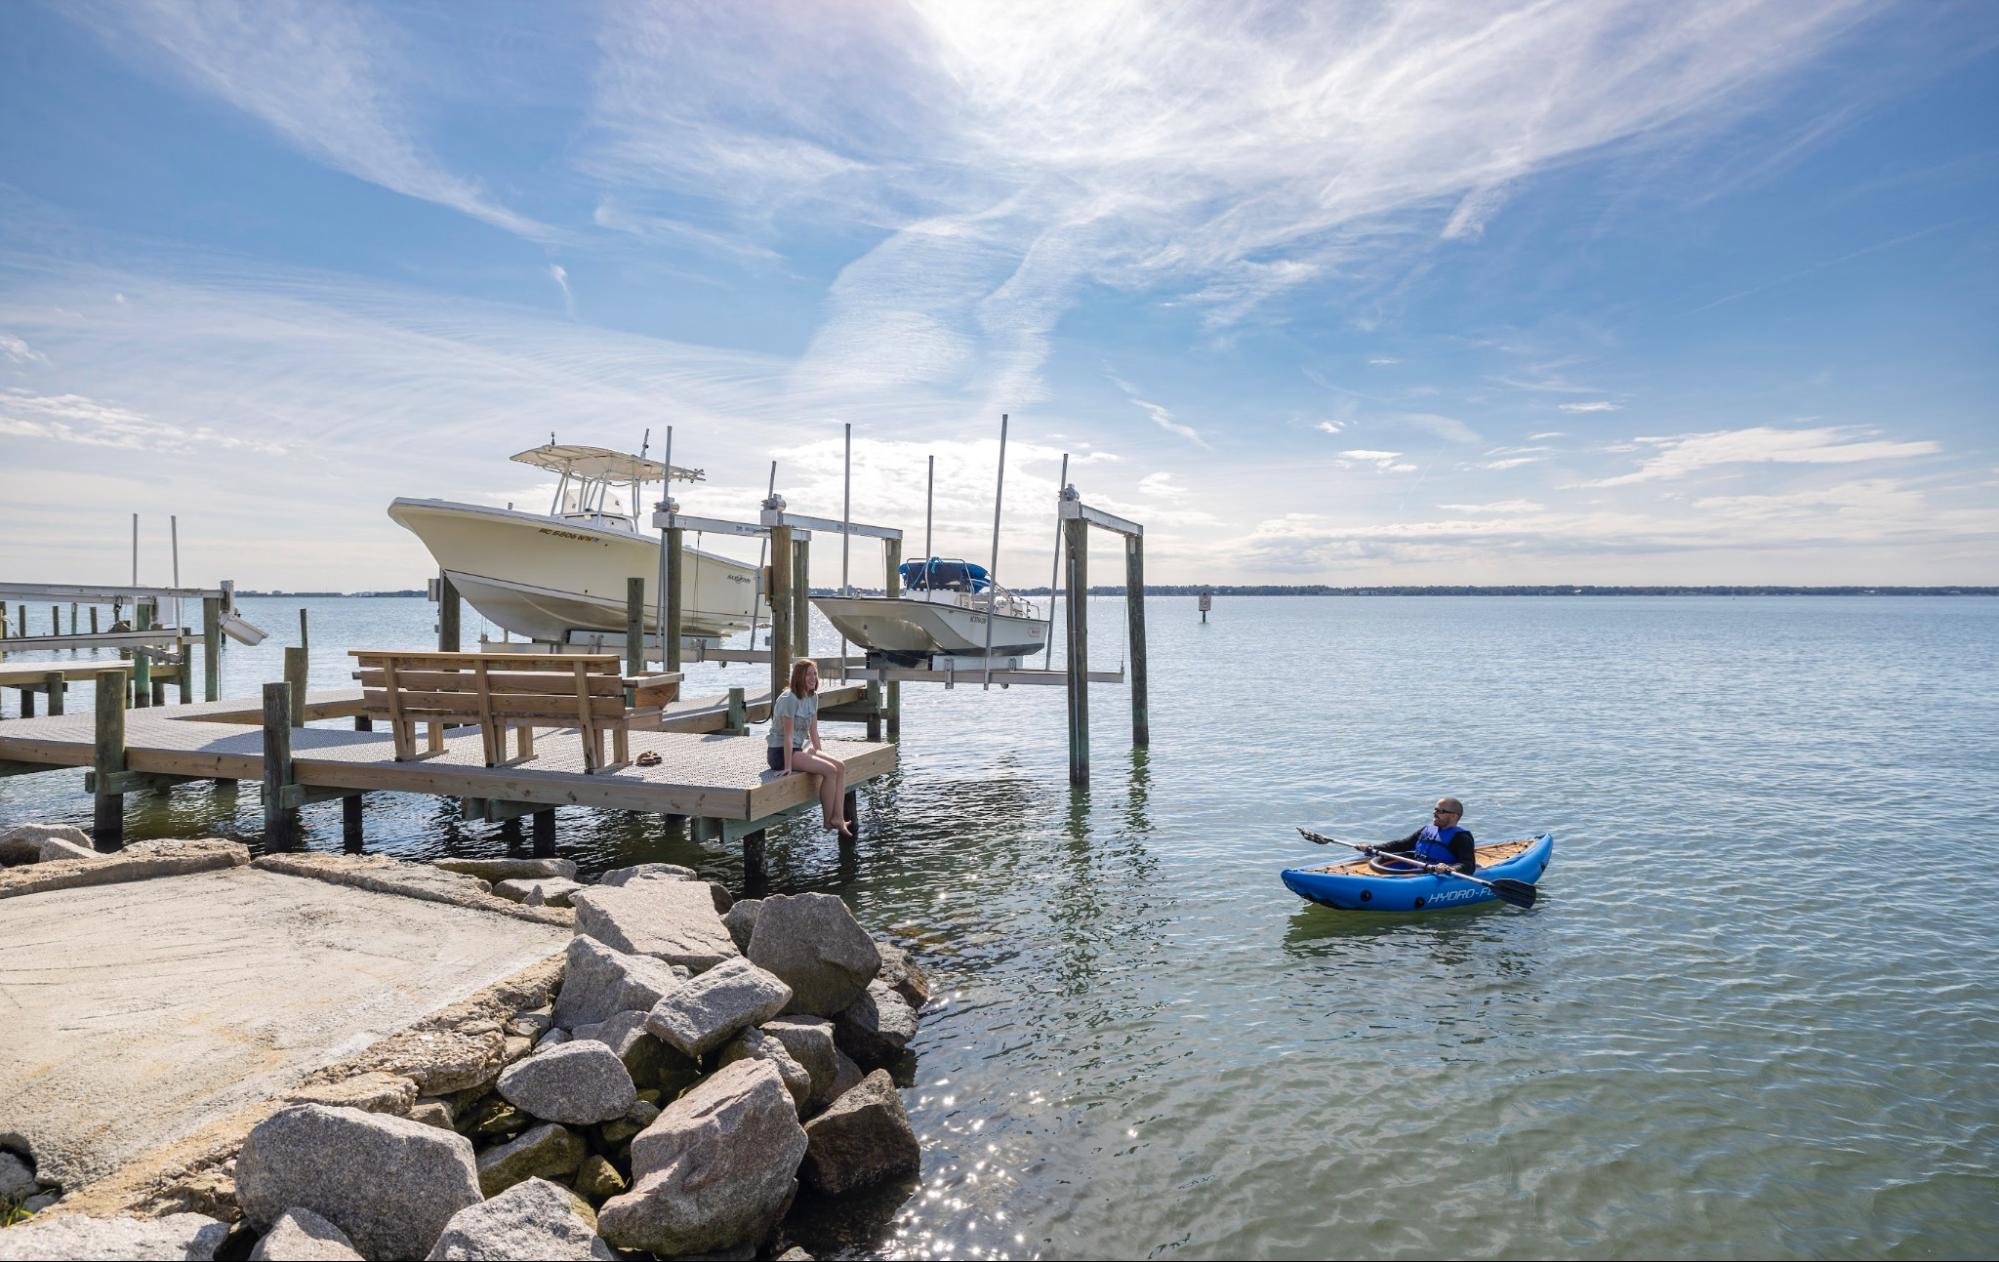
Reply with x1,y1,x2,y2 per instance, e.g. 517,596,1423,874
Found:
812,558,1048,666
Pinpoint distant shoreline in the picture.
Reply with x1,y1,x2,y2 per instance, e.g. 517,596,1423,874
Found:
235,585,1999,598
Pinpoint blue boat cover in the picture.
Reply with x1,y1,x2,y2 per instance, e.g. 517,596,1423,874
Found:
900,558,991,592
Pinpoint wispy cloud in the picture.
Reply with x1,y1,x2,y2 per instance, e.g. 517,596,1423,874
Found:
1584,425,1940,487
1,388,287,455
1108,373,1207,447
1315,421,1345,435
67,0,549,239
1560,400,1620,413
1340,449,1416,474
1528,431,1567,440
548,265,574,316
1,332,49,366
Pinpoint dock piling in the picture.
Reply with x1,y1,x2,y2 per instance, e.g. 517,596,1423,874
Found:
665,527,685,672
93,669,128,848
262,681,298,850
284,646,308,728
132,604,152,708
769,525,794,698
342,794,364,851
792,539,810,658
437,573,461,653
531,808,556,858
725,686,747,735
743,829,768,895
1064,516,1090,784
201,597,220,702
43,670,64,717
625,577,646,679
1127,535,1149,747
883,536,901,737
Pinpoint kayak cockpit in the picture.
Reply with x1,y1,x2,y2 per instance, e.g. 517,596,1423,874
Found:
1302,836,1541,877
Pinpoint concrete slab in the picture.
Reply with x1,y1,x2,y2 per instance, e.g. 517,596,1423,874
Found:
0,867,569,1190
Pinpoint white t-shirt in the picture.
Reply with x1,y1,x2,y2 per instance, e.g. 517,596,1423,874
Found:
768,690,818,749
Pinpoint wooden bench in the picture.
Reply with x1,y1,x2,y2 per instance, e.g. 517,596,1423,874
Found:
350,650,680,773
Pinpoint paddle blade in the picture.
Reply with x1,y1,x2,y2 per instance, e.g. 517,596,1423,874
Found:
1490,878,1538,909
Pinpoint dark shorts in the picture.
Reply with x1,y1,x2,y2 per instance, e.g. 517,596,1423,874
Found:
767,744,789,772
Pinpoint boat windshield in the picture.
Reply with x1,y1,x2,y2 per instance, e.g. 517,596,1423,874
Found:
901,558,991,592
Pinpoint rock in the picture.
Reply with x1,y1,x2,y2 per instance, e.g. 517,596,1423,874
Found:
748,893,881,1017
0,837,248,900
552,935,692,1030
506,1011,554,1040
0,1212,230,1260
874,938,932,1010
800,1070,920,1193
248,1207,362,1261
285,1072,418,1116
569,1010,672,1086
777,1249,815,1261
595,862,697,886
19,1192,57,1214
235,1103,481,1262
502,1034,533,1064
433,857,579,882
598,1061,807,1257
829,1050,865,1102
497,1041,636,1126
426,1177,611,1261
535,1028,572,1052
643,957,792,1059
469,1098,528,1138
571,881,738,971
598,1098,660,1147
572,1153,626,1202
476,1123,586,1197
717,1026,812,1113
834,980,919,1069
494,877,585,908
761,1016,840,1112
409,1099,454,1130
0,823,95,865
0,1150,35,1200
721,898,761,952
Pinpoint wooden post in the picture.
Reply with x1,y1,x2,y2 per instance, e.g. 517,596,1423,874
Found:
1064,516,1090,784
438,573,461,653
19,683,33,718
355,714,373,732
342,794,364,851
883,537,901,737
0,600,7,638
843,788,860,840
262,681,297,850
531,808,556,858
769,525,794,700
93,669,128,848
725,686,746,735
132,604,152,708
864,680,883,741
51,605,59,636
298,607,310,655
625,577,646,678
91,605,100,635
1127,535,1149,747
743,828,768,896
285,645,308,728
201,596,221,702
665,526,685,673
43,671,64,716
69,602,77,634
792,538,810,657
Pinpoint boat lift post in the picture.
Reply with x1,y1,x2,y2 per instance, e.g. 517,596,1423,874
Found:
1058,486,1148,784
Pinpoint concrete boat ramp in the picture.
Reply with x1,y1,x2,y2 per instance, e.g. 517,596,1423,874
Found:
0,850,570,1207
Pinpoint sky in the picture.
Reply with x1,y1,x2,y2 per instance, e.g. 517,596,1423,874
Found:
1,0,1996,590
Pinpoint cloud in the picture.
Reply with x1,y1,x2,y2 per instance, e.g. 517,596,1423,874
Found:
1,388,288,455
1441,183,1512,241
1,332,50,366
1367,357,1401,367
1341,449,1402,461
1484,456,1548,471
1338,449,1416,474
1392,410,1482,446
1107,373,1207,447
1315,421,1345,435
67,0,548,239
1528,431,1566,440
1438,499,1547,514
549,265,574,316
1584,425,1941,487
1560,401,1620,413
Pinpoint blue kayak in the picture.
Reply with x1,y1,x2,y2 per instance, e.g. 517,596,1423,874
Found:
1281,833,1554,912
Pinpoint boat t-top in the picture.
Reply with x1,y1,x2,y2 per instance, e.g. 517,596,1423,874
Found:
389,442,762,646
813,557,1048,667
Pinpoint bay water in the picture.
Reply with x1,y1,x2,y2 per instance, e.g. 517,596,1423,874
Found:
2,594,1994,1259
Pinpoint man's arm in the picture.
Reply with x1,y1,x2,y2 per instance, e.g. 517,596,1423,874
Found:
1376,829,1423,855
1448,830,1477,873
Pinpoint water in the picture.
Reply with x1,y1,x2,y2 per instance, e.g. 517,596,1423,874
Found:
4,595,1996,1259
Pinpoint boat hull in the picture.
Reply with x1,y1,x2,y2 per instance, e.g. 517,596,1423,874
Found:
388,499,761,642
811,594,1048,661
1281,834,1554,912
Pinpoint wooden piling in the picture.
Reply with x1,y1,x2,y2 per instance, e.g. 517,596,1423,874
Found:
792,538,810,657
438,573,461,653
132,604,153,708
1126,535,1149,746
625,577,646,679
69,602,77,634
262,681,297,850
884,537,902,737
743,828,768,895
725,686,747,735
843,788,860,840
531,808,556,858
864,680,883,742
19,683,33,718
91,605,100,635
769,525,794,699
285,645,308,728
665,526,685,672
342,793,364,851
1064,516,1090,784
93,668,128,848
43,670,64,717
201,596,221,702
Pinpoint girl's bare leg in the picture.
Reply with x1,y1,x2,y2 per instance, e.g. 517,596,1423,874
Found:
790,749,844,828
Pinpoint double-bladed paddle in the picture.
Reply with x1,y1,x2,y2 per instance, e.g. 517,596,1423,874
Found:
1295,826,1539,910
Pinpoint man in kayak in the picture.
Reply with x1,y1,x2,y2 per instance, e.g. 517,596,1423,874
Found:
1365,798,1477,874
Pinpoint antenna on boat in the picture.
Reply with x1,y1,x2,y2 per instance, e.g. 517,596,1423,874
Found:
747,459,777,651
924,454,934,564
1044,452,1067,669
983,414,1008,690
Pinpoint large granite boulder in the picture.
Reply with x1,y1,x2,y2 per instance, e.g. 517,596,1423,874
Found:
552,936,688,1030
643,957,792,1059
235,1104,480,1262
0,1151,35,1201
874,938,932,1010
761,1016,840,1113
595,862,696,885
800,1070,921,1193
721,898,761,953
597,1060,807,1257
0,1212,230,1261
432,856,578,881
748,893,881,1016
571,881,738,971
569,1010,676,1086
493,876,584,908
476,1122,586,1196
248,1208,362,1261
717,1026,813,1112
426,1177,612,1261
496,1041,636,1126
833,980,920,1069
0,823,97,866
